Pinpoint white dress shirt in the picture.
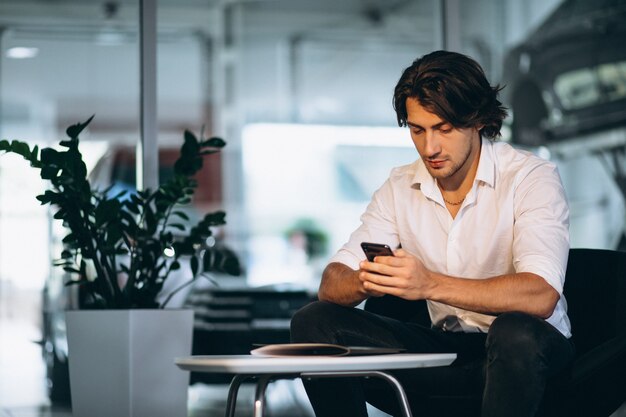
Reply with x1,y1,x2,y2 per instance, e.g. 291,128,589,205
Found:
330,139,572,337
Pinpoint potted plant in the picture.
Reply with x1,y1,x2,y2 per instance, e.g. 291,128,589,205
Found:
0,116,241,417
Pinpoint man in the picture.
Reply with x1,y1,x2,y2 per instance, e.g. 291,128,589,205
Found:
290,50,575,417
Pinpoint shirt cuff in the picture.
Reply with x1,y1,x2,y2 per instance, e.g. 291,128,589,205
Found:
516,254,566,294
328,248,363,271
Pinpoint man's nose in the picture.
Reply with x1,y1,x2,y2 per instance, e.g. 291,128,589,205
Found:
424,131,441,157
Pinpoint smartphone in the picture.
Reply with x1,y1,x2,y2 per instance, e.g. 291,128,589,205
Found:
360,242,394,262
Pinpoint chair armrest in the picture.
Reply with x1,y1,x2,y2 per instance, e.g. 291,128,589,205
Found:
570,336,626,383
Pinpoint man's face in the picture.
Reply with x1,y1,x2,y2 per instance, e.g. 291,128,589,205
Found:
405,98,481,183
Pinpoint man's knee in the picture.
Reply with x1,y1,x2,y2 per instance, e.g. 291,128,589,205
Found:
486,312,550,360
290,301,351,343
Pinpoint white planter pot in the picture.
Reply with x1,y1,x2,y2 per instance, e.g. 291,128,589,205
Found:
66,309,194,417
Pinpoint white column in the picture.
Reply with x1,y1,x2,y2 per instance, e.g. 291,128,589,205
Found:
440,0,462,52
138,0,158,191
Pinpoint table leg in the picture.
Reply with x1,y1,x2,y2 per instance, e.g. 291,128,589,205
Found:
225,374,252,417
253,375,272,417
368,371,413,417
300,370,413,417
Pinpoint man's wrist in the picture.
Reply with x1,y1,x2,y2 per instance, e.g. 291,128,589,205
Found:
424,269,444,300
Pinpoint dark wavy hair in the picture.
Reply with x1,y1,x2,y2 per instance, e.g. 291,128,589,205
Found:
393,50,508,139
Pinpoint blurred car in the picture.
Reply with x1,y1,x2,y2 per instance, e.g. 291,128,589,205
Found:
501,0,626,146
501,0,626,251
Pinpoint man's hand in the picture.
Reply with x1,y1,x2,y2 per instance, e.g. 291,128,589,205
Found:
358,249,434,300
359,249,560,318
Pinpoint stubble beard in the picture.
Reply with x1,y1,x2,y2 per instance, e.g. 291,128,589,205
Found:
425,140,474,180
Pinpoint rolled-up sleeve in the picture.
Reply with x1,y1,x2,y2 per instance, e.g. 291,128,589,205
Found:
329,177,401,270
513,162,570,294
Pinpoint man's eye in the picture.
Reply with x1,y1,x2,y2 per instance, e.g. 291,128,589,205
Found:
411,129,423,135
439,127,452,134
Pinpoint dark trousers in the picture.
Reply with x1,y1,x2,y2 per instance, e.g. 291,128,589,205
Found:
290,301,575,417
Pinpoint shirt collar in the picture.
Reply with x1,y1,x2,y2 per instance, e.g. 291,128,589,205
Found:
410,139,496,195
475,139,495,188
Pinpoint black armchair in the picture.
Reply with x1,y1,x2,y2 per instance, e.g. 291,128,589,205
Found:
364,248,626,417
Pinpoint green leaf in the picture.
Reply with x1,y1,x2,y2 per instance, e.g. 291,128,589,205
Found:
172,211,190,221
161,231,174,244
40,148,61,165
115,243,129,255
202,250,215,271
62,233,76,244
120,210,138,230
36,190,59,205
64,279,86,286
130,193,143,205
95,198,121,227
30,145,39,161
65,115,95,138
203,137,226,148
137,189,151,200
144,204,157,235
203,247,241,276
199,150,220,156
183,130,200,152
126,202,140,215
105,224,123,246
40,165,60,180
202,210,226,227
11,141,32,159
168,223,186,231
113,189,128,200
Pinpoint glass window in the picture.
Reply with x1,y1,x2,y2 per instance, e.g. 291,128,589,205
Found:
0,7,140,292
241,123,414,288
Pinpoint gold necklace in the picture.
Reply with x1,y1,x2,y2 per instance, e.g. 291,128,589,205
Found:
442,196,465,206
437,179,467,206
